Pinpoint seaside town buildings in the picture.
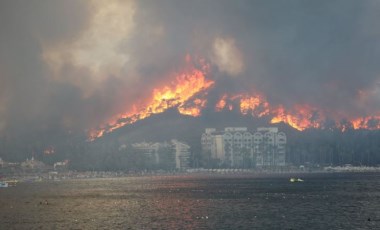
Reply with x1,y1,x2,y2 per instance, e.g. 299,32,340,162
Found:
131,139,191,170
21,157,47,171
201,127,286,168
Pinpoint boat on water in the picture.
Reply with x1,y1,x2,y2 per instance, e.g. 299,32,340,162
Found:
290,178,304,182
0,181,8,188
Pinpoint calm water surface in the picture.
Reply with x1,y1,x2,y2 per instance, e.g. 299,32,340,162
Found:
1,173,380,229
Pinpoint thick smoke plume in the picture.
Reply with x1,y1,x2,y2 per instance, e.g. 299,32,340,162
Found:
1,0,380,142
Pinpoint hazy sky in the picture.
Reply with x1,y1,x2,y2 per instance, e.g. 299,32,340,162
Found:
1,0,380,137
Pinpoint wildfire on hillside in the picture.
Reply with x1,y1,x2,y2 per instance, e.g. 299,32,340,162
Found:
88,56,214,140
214,93,324,131
214,92,380,131
352,117,380,130
88,56,380,140
270,105,324,131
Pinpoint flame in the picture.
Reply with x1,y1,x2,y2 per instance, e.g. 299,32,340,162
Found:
351,116,380,130
270,105,324,131
215,93,270,116
178,98,208,116
89,55,380,140
89,57,214,140
215,94,227,111
215,93,325,131
43,146,55,155
239,95,270,117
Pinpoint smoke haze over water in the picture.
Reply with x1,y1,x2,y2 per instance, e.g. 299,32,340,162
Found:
1,0,380,139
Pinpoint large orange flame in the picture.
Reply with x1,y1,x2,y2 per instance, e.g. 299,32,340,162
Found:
351,116,380,130
89,56,380,140
270,105,324,130
89,57,214,140
213,93,379,131
215,93,316,131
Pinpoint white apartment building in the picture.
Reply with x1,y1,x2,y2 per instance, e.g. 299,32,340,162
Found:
202,127,253,168
254,127,286,166
201,127,286,168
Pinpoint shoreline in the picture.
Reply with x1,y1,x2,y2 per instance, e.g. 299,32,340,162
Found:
2,167,380,183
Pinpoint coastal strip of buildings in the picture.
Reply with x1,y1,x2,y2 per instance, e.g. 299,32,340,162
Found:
128,126,287,171
1,127,287,172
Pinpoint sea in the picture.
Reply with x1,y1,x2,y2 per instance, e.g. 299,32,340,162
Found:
0,173,379,229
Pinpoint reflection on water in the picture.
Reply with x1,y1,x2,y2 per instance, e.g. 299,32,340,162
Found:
0,173,380,229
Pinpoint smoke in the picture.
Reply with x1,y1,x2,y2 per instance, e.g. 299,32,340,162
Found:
0,0,91,136
1,0,380,141
131,0,380,118
211,37,244,76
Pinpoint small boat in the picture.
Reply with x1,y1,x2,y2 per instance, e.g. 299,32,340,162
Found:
290,178,304,182
0,181,8,188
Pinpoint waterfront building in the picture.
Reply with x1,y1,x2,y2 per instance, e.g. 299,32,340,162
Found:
21,157,46,171
131,139,190,170
254,127,286,167
53,160,69,170
131,142,164,164
171,139,191,170
201,127,286,168
202,127,253,168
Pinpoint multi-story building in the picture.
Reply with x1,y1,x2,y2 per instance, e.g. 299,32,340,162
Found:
131,139,190,170
201,127,286,168
202,127,253,168
201,128,216,157
223,127,253,168
171,139,191,170
254,127,286,167
131,142,163,164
